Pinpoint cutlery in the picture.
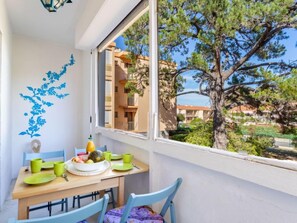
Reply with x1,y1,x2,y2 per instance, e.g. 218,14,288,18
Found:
62,173,69,182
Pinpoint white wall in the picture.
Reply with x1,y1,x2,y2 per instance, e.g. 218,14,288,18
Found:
0,0,12,210
11,35,85,178
97,130,297,223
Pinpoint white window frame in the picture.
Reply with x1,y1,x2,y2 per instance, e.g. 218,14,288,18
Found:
92,0,297,197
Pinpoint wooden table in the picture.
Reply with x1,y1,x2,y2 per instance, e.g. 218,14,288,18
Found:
12,159,149,220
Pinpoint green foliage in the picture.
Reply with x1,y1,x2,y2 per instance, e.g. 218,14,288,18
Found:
185,130,213,147
227,132,274,156
227,132,258,155
171,134,188,142
240,125,297,139
246,135,274,156
177,113,185,122
123,0,297,150
185,119,214,147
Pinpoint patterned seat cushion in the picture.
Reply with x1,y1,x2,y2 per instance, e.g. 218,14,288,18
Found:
104,205,164,223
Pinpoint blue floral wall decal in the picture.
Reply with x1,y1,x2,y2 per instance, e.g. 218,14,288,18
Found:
19,54,75,138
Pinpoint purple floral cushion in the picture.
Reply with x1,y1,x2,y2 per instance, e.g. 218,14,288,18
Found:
104,206,164,223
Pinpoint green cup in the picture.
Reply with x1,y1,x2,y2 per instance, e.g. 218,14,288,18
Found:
122,153,133,164
103,151,112,162
30,158,42,173
54,161,65,177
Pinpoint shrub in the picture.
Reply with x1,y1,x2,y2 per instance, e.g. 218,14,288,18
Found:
227,132,258,155
185,129,213,147
171,134,188,142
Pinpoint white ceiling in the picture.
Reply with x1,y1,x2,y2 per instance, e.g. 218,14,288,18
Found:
5,0,88,46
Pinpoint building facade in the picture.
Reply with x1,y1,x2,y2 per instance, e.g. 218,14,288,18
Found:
104,44,176,133
177,105,211,123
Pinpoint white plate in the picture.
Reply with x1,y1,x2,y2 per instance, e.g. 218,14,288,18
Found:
65,160,110,176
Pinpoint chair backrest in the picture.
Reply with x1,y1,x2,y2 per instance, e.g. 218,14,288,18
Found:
23,150,66,166
120,178,183,223
74,145,107,156
8,194,109,223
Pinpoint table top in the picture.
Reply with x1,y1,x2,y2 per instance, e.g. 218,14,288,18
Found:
12,159,149,200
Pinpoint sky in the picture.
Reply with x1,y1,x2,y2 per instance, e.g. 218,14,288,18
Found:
115,29,297,107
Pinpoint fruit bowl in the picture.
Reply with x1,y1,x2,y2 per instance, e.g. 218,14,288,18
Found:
71,159,107,172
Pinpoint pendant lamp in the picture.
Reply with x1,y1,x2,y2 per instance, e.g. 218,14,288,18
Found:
40,0,72,12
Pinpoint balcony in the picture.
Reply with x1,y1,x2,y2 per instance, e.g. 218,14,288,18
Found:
1,1,297,222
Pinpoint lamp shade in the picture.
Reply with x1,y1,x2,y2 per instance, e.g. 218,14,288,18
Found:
40,0,70,12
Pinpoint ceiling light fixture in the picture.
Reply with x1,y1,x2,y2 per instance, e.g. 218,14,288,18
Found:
40,0,72,12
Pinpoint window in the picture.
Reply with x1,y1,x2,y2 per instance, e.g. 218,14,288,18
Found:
97,1,149,136
124,88,130,94
155,0,297,162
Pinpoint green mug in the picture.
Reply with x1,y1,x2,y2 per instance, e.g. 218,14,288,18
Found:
123,153,133,164
30,158,42,173
103,151,112,162
54,161,65,177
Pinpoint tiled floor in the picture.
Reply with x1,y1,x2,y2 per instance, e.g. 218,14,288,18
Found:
1,180,111,223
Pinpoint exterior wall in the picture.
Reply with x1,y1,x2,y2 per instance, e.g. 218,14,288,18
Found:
114,60,128,130
105,47,115,128
113,52,176,132
177,106,210,123
11,35,84,178
0,0,12,210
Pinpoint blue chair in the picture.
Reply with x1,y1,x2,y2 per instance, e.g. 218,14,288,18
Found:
104,178,183,223
72,146,116,209
23,150,68,216
8,194,109,223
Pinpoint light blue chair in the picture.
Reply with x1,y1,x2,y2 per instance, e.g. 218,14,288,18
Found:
72,146,116,209
104,178,183,223
23,150,68,216
8,194,109,223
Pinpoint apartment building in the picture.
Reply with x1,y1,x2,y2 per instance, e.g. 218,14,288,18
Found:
104,44,176,133
177,105,211,123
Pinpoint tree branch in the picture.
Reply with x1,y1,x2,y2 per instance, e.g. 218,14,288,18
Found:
177,90,208,97
223,23,294,79
238,62,287,71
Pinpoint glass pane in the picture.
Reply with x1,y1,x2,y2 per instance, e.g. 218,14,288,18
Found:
98,10,149,137
157,0,297,161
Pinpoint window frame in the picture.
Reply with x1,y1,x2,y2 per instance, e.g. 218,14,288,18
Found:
95,1,150,139
92,0,297,173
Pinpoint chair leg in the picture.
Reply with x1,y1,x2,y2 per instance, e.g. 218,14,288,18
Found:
65,198,68,212
61,199,64,211
72,196,76,208
61,198,68,212
49,202,52,216
78,195,81,208
170,201,176,223
110,188,116,208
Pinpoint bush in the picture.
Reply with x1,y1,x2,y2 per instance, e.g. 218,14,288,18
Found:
227,132,258,155
171,134,188,142
185,129,213,147
227,132,274,156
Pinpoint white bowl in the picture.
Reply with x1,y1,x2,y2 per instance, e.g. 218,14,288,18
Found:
72,159,107,172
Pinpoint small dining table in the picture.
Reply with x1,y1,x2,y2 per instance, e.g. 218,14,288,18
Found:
12,159,149,220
